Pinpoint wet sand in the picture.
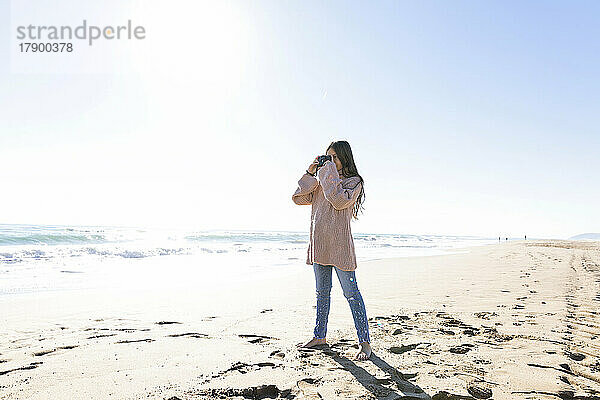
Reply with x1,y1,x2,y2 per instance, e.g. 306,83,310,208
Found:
1,240,600,399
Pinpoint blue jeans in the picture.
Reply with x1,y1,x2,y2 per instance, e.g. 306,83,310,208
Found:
313,262,371,343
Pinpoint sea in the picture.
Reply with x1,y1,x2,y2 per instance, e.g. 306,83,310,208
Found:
0,224,499,296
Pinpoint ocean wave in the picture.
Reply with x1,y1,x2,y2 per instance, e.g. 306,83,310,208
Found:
184,232,306,243
0,224,498,267
0,233,107,246
0,245,193,264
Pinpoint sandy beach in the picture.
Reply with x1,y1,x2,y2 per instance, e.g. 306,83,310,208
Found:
2,240,600,399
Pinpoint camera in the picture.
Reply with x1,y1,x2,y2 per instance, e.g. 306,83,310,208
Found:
316,155,332,168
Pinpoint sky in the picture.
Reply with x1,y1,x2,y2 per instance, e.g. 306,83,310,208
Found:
0,0,599,239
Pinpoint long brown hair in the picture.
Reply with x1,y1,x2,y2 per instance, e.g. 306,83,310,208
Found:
326,140,365,220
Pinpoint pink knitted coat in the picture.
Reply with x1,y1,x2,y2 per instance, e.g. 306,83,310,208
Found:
292,160,363,271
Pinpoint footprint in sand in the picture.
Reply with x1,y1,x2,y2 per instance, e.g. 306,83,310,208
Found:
463,328,480,336
114,328,150,332
0,361,43,376
269,350,285,359
438,328,456,335
474,311,498,320
115,338,154,344
87,333,117,339
198,361,279,383
566,352,585,361
389,343,419,354
238,334,276,344
433,389,481,399
448,344,474,354
224,361,277,374
466,383,493,399
167,332,209,339
297,377,323,399
192,384,287,399
33,345,78,357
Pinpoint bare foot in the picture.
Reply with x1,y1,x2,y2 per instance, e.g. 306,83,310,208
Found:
296,337,327,348
354,341,372,360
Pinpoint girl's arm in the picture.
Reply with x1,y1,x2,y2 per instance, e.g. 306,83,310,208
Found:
317,161,362,210
292,172,319,205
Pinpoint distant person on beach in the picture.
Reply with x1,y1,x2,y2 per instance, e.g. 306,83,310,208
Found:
291,140,371,361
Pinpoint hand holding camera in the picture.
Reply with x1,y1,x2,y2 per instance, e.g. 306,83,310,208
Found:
307,155,332,176
317,155,332,168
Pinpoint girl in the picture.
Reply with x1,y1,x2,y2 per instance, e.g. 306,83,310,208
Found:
292,140,372,361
